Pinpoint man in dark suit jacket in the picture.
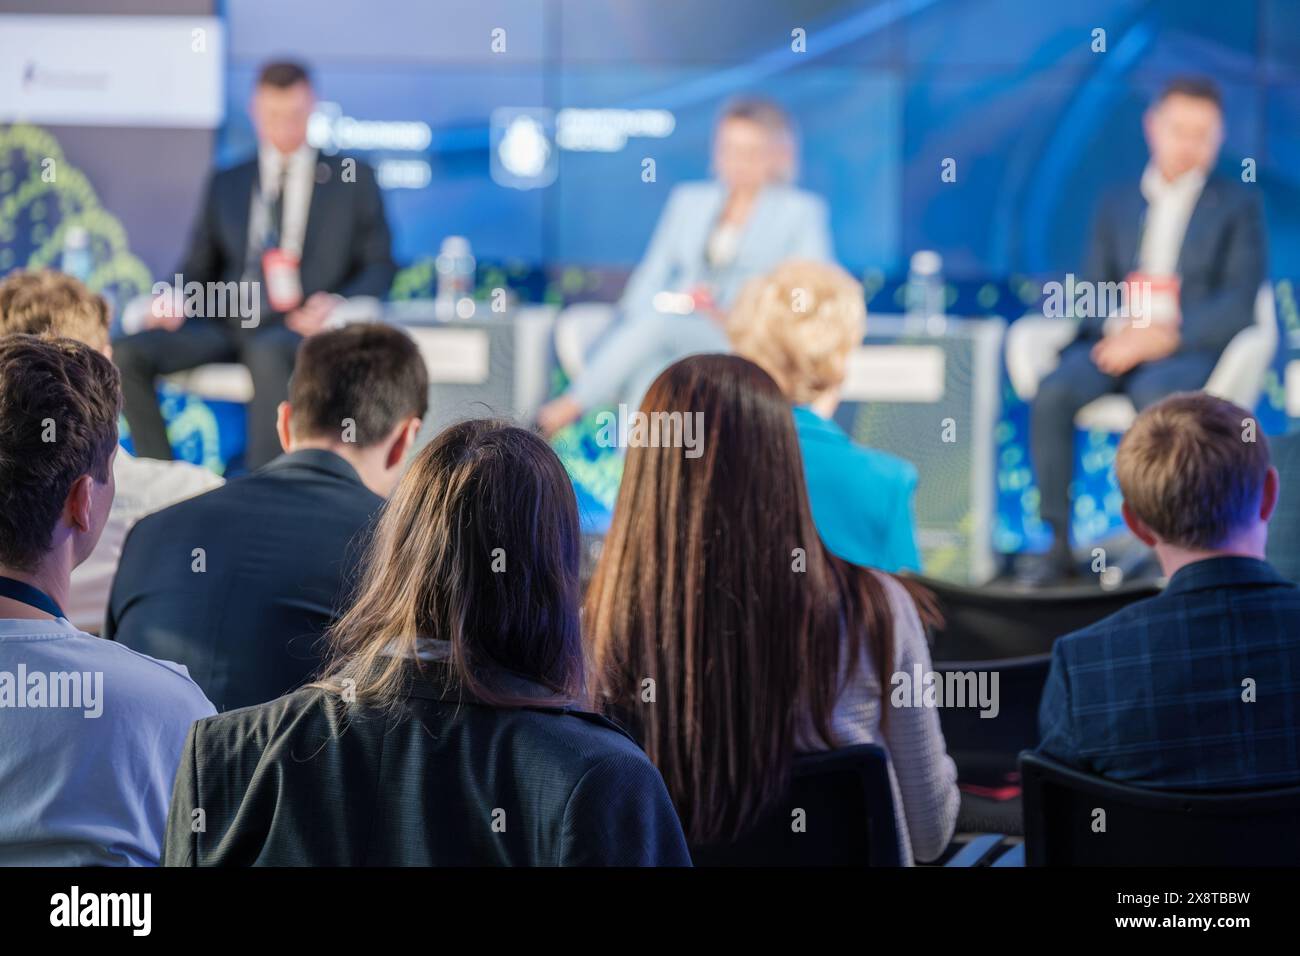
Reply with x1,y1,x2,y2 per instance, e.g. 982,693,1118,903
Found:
1028,76,1267,583
106,323,428,712
1038,393,1300,790
114,61,397,469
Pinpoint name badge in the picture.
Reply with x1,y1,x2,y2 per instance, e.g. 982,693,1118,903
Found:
262,248,303,312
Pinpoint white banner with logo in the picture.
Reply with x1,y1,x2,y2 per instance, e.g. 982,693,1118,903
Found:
0,15,224,128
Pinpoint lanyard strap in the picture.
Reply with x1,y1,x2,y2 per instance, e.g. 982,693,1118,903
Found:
0,575,64,619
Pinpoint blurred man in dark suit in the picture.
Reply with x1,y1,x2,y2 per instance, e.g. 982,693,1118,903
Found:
106,324,427,712
1038,393,1300,790
1028,76,1267,584
114,61,396,469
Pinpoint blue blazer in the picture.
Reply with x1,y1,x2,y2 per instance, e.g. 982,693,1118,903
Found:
620,181,833,319
1078,173,1267,355
1265,431,1300,585
107,449,384,712
1037,556,1300,790
794,405,922,574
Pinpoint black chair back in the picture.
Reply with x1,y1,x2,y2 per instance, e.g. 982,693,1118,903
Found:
690,745,901,866
935,654,1050,787
1020,751,1300,865
909,573,1161,660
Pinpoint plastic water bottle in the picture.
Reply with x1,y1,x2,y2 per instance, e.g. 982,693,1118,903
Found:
906,249,945,333
435,236,476,321
61,226,93,284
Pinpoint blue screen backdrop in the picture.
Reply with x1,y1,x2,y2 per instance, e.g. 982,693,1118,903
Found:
6,0,1295,559
217,0,1300,279
211,0,1300,556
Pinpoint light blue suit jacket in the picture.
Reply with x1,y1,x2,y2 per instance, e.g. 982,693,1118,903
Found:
619,181,833,319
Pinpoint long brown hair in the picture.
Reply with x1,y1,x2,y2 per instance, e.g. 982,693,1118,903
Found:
317,419,585,709
585,354,898,846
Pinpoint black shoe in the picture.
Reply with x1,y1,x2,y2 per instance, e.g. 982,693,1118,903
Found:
1013,547,1079,588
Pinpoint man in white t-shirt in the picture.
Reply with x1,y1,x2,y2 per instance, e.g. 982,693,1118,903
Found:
0,334,215,865
0,270,222,632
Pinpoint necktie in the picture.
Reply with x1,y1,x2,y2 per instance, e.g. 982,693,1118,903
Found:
265,163,289,251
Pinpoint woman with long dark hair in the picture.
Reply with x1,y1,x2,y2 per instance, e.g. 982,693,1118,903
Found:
164,420,690,866
586,355,958,864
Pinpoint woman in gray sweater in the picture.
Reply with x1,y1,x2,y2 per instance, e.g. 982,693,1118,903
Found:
586,354,959,864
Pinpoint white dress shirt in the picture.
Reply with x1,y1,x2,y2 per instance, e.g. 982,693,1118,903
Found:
67,449,223,633
250,143,318,259
1103,163,1206,334
1137,163,1207,276
705,221,742,270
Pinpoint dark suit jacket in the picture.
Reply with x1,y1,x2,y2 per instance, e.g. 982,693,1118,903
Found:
1037,556,1300,790
180,151,396,313
1079,173,1267,354
162,658,692,866
1266,432,1300,585
106,449,383,712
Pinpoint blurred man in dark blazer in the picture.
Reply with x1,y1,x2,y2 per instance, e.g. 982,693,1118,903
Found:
1038,394,1300,790
1028,76,1267,584
114,61,396,469
106,324,427,712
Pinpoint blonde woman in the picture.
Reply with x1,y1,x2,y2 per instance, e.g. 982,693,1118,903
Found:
538,97,832,435
729,259,921,573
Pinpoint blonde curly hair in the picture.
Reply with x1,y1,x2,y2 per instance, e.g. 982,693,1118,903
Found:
726,259,866,406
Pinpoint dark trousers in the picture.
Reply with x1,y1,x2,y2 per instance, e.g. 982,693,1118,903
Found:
1029,340,1218,544
114,319,303,469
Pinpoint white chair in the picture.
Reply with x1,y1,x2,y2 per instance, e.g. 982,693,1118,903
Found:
1006,283,1277,431
1285,358,1300,420
553,302,617,381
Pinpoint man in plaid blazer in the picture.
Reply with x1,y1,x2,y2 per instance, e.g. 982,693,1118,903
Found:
1264,431,1300,585
1037,392,1300,790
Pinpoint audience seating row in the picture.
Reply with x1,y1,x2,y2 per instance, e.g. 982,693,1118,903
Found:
754,749,1300,867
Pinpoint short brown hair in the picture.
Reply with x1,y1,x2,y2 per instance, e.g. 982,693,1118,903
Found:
1158,75,1222,110
289,323,428,447
0,269,111,351
257,60,312,89
0,335,121,571
1116,392,1270,549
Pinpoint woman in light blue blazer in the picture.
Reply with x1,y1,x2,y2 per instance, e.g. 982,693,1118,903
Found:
538,98,833,434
